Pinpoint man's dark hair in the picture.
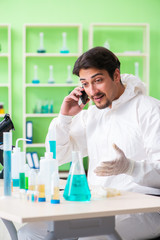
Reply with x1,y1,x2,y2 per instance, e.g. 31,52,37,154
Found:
73,46,120,79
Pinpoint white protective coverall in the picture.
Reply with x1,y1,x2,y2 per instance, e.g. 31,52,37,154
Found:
18,74,160,240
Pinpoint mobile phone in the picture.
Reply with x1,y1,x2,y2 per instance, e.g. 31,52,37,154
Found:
80,89,88,105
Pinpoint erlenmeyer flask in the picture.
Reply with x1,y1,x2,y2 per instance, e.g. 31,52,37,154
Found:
63,151,91,201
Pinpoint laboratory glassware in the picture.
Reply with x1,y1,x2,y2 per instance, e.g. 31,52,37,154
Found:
63,151,91,201
50,171,60,204
37,32,46,53
60,32,69,53
3,132,12,196
66,65,73,84
48,65,55,84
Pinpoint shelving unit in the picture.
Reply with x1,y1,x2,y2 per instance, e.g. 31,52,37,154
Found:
0,24,11,117
23,24,83,171
89,23,150,94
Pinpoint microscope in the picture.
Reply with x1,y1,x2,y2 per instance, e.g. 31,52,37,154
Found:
0,114,15,178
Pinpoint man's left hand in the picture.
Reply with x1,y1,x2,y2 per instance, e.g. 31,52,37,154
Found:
94,144,134,176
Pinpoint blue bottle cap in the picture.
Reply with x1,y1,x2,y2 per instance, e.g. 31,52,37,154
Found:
51,199,60,204
38,197,46,202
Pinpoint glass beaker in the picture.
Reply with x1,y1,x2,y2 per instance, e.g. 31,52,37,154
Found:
63,151,91,201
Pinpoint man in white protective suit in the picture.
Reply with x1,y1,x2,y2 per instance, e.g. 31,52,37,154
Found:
18,47,160,240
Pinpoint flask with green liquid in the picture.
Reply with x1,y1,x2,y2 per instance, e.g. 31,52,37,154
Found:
63,151,91,202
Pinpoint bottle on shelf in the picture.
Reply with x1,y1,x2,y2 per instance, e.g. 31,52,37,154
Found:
48,65,55,84
135,62,139,78
0,103,5,114
104,40,110,50
32,65,40,84
37,32,46,53
66,65,73,84
60,32,69,54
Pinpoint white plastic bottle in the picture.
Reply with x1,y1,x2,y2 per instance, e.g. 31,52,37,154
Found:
12,138,30,190
40,152,58,200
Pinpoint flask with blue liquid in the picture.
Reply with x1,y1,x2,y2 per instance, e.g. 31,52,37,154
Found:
63,151,91,202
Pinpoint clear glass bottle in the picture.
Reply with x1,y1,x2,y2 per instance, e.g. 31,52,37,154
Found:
63,151,91,201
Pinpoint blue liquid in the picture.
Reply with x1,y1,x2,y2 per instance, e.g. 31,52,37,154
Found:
63,174,91,201
49,140,56,159
4,151,11,196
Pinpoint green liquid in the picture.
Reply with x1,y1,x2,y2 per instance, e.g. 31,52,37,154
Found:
25,177,28,190
19,173,25,189
63,174,91,201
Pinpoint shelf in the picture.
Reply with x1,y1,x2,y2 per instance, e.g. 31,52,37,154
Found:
90,23,149,27
0,83,9,87
25,83,79,87
116,52,148,57
23,23,83,160
25,143,45,148
89,23,150,95
0,53,9,57
0,24,11,116
25,53,80,57
25,113,58,117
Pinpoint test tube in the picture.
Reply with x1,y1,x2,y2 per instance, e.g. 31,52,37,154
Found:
50,171,60,204
24,163,30,190
37,170,46,202
28,169,37,191
3,132,12,196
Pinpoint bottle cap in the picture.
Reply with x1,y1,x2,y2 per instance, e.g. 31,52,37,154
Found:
38,197,46,202
51,199,60,204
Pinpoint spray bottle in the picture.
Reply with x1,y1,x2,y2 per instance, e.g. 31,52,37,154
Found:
12,138,31,189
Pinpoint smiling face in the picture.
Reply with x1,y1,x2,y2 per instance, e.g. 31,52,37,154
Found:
79,68,124,109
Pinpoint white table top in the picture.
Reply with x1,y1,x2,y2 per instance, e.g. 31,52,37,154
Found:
0,190,160,224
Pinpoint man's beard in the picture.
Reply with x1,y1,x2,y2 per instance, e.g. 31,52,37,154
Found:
91,93,111,109
95,99,111,109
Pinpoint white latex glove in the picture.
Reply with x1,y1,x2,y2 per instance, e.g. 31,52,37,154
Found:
94,144,134,176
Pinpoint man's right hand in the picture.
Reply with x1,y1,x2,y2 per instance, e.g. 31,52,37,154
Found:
60,87,90,116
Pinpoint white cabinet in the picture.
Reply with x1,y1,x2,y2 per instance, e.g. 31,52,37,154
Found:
0,24,11,117
89,23,150,94
23,24,82,166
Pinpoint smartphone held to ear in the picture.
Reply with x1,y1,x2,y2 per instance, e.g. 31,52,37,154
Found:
80,89,89,105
